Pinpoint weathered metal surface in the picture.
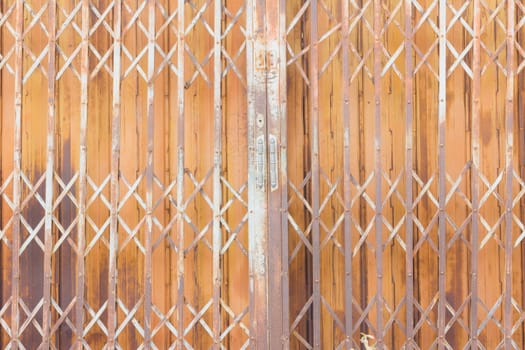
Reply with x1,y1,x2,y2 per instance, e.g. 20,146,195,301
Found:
266,0,284,346
504,1,515,349
75,0,89,346
144,0,155,347
176,0,185,348
248,0,268,346
11,0,24,348
107,0,121,346
212,0,222,346
373,0,384,347
0,0,524,348
470,2,480,348
341,0,353,348
404,0,414,348
437,0,447,348
42,1,57,347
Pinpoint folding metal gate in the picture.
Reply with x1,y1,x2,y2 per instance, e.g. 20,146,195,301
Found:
1,0,525,348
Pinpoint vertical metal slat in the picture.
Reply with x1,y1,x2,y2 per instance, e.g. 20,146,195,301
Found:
279,0,289,345
504,0,515,347
247,0,268,346
144,0,156,347
404,0,414,348
341,0,353,347
309,0,321,347
373,0,383,347
212,0,223,346
437,0,447,348
266,0,284,345
11,0,24,348
108,0,122,346
42,0,57,346
470,1,481,348
176,0,185,347
76,0,90,346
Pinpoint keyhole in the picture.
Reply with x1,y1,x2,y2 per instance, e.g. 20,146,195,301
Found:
256,113,264,128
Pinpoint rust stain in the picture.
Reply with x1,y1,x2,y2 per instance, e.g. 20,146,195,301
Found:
0,0,523,348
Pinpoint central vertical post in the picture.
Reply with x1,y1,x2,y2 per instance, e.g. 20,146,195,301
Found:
266,0,287,347
247,0,269,347
248,0,287,346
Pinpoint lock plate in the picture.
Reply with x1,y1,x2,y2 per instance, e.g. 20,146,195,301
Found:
269,135,278,191
256,135,265,190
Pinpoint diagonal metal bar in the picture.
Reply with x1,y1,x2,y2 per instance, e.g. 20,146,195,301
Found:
413,294,439,336
351,296,378,335
83,302,108,338
115,298,145,339
219,301,249,341
89,2,114,37
183,299,213,338
0,298,12,339
220,45,246,87
52,173,79,212
50,297,77,337
150,305,178,340
476,297,504,338
18,299,44,338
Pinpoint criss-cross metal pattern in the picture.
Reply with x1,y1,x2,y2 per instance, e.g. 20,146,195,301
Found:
281,0,525,349
1,0,525,349
0,0,252,348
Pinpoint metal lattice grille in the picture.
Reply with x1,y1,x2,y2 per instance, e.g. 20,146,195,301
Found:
1,0,525,349
0,0,251,348
281,0,525,349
